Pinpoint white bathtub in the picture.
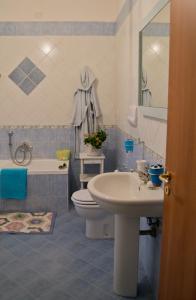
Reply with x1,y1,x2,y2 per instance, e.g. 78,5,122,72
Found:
0,159,69,175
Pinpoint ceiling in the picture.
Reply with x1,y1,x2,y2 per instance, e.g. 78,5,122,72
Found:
0,0,125,22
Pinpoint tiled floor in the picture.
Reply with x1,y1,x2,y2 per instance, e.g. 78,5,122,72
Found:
0,209,153,300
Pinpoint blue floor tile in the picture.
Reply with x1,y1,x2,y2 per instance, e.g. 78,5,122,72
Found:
0,258,26,277
37,288,75,300
91,253,114,273
0,209,152,300
77,246,105,263
0,278,21,300
61,277,94,298
0,235,19,249
81,265,107,284
6,266,38,286
6,241,33,257
25,277,53,298
4,287,35,300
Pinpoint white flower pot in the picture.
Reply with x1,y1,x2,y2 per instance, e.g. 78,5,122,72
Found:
85,144,102,156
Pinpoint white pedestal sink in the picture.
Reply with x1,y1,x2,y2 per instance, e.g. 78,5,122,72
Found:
88,172,163,297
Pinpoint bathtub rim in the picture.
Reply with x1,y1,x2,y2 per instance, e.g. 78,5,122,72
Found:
0,159,69,175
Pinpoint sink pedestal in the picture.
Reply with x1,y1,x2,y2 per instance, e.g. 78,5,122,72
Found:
88,172,163,297
114,215,140,297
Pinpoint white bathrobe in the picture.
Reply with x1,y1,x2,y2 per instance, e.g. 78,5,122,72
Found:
72,67,102,154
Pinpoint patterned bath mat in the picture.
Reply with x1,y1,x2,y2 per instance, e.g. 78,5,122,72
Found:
0,212,56,234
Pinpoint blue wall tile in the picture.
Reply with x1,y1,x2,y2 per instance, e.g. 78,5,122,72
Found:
18,57,35,75
28,67,46,85
9,68,26,85
19,77,36,94
0,22,115,36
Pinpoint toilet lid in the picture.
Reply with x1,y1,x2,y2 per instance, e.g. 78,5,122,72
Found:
73,199,98,206
71,189,97,204
73,203,99,208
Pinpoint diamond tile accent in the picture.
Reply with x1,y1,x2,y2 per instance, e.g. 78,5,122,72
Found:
8,68,26,85
18,57,35,75
28,68,46,85
8,57,46,95
19,77,35,95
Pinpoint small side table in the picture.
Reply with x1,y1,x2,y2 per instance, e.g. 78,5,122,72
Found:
79,152,105,189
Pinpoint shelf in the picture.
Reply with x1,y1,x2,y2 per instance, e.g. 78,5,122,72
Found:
79,152,105,159
79,152,105,160
81,159,104,165
80,173,98,182
79,153,105,188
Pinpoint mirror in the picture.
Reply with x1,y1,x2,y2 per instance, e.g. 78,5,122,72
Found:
139,1,170,119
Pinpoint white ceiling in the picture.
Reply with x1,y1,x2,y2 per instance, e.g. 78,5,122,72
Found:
0,0,125,22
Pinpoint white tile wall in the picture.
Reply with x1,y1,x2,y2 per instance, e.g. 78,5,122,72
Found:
116,0,168,158
0,36,116,126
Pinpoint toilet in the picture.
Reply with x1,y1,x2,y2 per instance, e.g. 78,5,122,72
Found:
71,189,114,239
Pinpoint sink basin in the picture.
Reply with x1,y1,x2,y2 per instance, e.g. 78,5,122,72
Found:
88,172,164,298
88,172,163,216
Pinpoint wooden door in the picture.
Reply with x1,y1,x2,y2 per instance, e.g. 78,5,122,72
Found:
158,0,196,299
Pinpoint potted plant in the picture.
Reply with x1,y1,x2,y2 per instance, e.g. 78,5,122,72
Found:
84,129,107,156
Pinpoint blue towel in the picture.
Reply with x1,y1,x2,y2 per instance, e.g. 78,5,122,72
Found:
0,168,27,200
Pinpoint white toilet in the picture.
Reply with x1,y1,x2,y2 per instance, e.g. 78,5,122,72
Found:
71,189,114,239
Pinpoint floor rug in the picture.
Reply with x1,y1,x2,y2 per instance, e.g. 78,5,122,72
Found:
0,212,55,234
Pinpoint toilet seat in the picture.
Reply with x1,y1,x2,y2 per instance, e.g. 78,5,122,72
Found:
73,203,99,208
71,188,114,239
73,200,98,206
71,189,99,206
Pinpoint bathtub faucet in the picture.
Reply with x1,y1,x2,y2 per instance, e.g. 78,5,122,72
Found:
8,130,33,166
8,130,14,146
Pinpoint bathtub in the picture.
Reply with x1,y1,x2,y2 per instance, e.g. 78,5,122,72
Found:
0,159,69,175
0,159,70,214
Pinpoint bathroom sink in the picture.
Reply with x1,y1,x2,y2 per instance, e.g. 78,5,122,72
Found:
88,172,164,298
88,172,163,217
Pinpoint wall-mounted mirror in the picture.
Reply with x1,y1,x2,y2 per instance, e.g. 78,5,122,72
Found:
139,0,170,120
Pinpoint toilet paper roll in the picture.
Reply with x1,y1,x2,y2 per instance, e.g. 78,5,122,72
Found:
136,160,148,173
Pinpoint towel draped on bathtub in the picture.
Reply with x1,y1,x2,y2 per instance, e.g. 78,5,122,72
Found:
0,168,27,200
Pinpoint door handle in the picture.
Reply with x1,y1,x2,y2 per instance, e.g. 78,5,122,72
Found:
159,172,172,196
159,172,172,184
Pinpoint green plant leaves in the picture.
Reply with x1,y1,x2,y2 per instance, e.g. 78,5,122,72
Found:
84,129,107,149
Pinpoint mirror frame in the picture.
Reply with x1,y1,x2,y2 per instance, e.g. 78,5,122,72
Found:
138,0,170,121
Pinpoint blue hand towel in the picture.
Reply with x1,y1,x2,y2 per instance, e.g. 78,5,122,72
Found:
0,168,27,200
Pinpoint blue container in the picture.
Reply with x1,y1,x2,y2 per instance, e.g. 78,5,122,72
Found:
148,171,162,186
148,164,164,187
149,164,164,175
124,139,134,153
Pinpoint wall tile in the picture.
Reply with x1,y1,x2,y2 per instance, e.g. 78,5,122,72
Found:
28,67,46,85
0,36,116,126
18,57,35,75
19,77,36,94
8,68,26,85
0,22,116,36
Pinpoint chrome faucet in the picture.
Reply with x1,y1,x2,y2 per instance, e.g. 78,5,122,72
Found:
137,168,150,184
130,166,150,184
